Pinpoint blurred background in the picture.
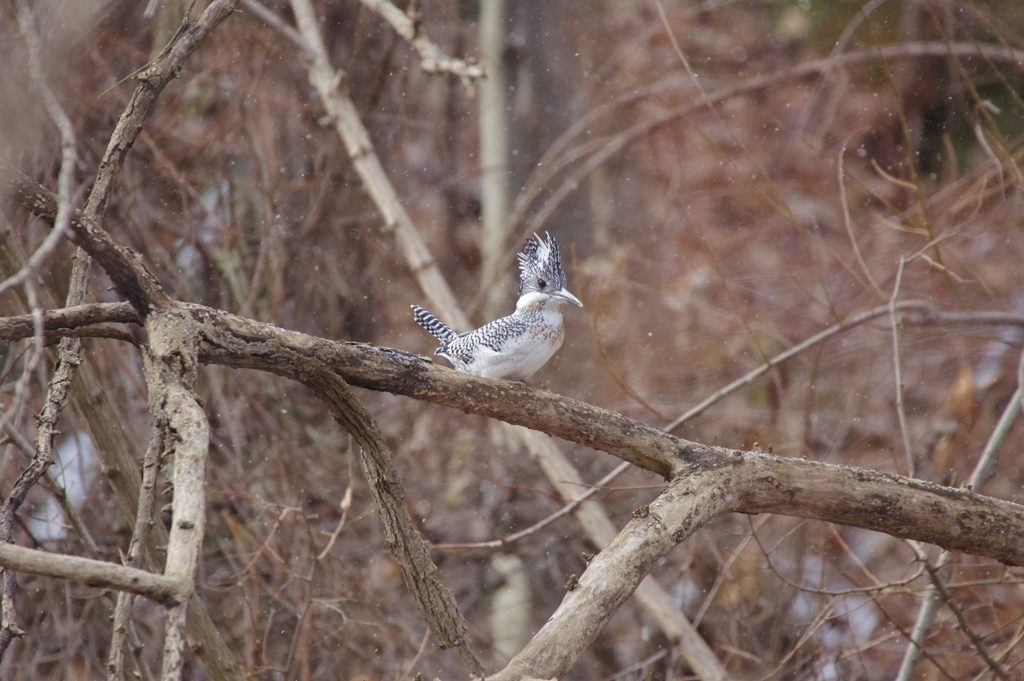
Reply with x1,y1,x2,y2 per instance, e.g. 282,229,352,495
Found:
2,0,1024,678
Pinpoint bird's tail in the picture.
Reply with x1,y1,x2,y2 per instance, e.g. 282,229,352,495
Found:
411,305,456,348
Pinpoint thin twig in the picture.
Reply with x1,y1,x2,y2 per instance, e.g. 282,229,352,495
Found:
316,440,353,561
668,301,920,432
838,133,887,301
919,557,1010,680
889,258,914,477
433,461,631,551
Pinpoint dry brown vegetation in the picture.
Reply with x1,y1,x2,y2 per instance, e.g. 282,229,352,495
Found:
2,0,1024,679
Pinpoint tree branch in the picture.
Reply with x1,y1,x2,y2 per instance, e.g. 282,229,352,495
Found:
357,0,485,85
3,291,1019,568
0,543,187,605
141,313,209,681
0,302,139,345
180,304,1024,565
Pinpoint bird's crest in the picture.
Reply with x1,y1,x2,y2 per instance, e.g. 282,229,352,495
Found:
518,232,568,296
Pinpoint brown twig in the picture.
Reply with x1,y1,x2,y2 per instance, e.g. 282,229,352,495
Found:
432,460,632,552
919,555,1010,680
665,301,1024,431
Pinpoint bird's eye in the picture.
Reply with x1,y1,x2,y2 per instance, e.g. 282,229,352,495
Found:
537,279,547,289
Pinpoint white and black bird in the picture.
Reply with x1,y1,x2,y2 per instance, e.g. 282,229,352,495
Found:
411,233,582,380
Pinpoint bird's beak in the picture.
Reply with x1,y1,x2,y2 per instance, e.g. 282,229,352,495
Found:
555,289,583,307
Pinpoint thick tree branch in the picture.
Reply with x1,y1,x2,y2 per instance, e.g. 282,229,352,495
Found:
2,292,1019,567
180,305,1024,565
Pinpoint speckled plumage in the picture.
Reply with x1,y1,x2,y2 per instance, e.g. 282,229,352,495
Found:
411,233,582,380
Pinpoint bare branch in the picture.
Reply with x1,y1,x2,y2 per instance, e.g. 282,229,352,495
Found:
170,303,1024,566
0,543,187,605
358,0,485,85
890,258,915,477
0,302,139,343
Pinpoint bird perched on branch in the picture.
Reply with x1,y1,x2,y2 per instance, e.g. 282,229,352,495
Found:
412,232,582,381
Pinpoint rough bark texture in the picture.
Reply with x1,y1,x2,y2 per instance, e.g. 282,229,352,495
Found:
0,302,138,338
144,312,209,681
